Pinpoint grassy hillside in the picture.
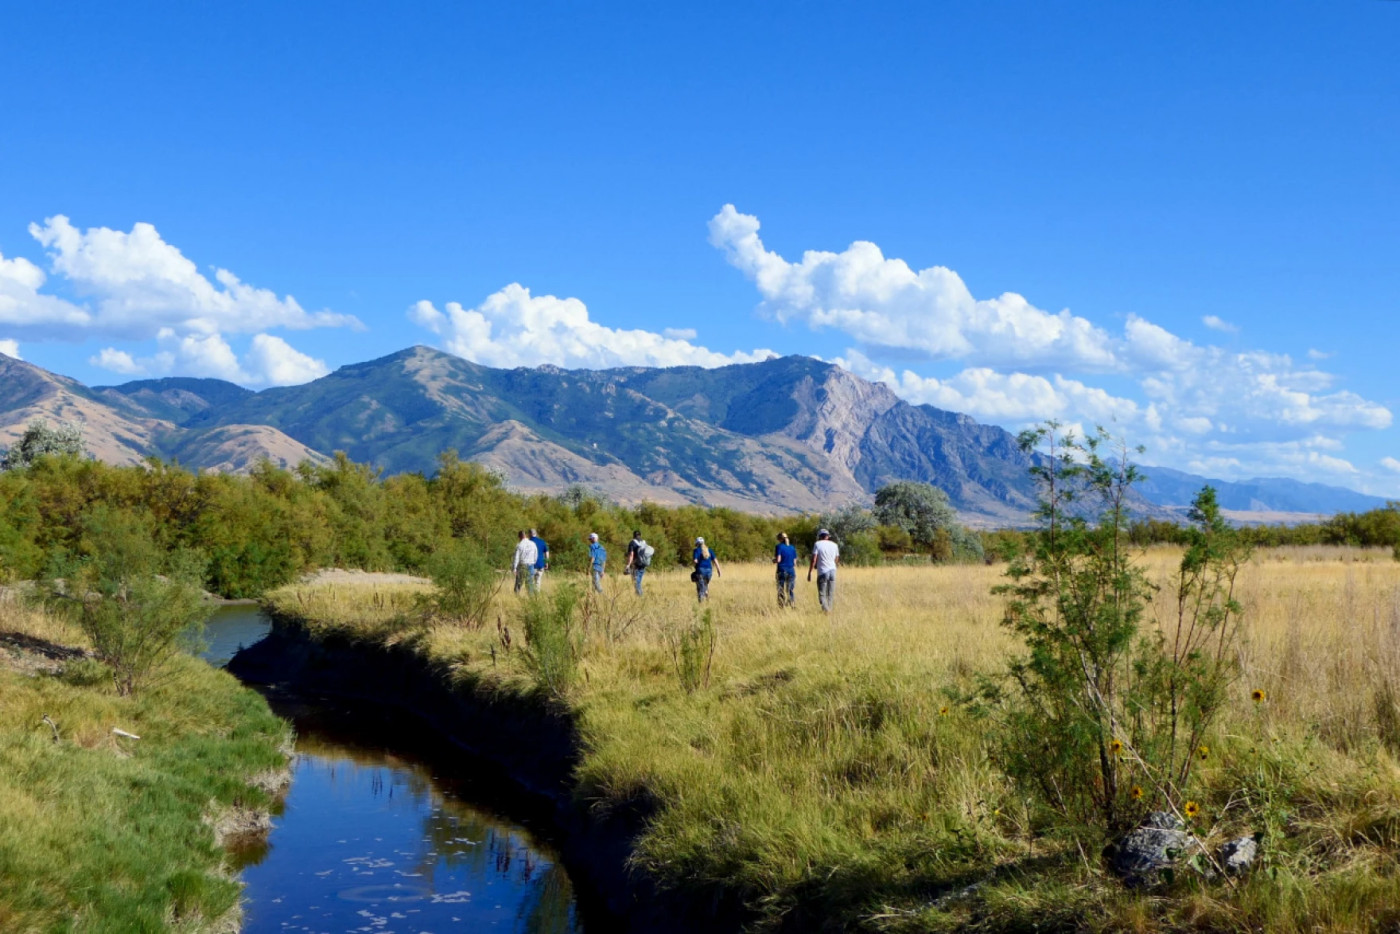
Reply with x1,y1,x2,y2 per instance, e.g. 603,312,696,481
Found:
265,550,1400,932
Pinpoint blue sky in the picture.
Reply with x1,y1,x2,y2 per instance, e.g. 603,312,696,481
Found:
2,2,1398,494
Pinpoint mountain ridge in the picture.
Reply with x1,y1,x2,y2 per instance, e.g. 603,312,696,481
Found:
1,348,1387,522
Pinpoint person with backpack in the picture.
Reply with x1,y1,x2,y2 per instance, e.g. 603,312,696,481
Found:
807,528,840,612
691,537,721,602
529,528,549,590
512,530,539,596
587,532,607,593
624,530,653,595
773,531,797,607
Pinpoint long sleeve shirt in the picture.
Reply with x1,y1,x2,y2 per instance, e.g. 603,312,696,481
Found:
512,539,538,572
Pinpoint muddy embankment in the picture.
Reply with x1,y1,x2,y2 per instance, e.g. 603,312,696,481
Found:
227,617,747,934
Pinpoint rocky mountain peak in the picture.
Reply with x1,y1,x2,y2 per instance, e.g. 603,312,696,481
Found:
777,363,902,472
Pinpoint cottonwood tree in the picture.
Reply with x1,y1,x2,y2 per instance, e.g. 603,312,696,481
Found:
874,480,983,562
873,481,957,546
0,419,86,471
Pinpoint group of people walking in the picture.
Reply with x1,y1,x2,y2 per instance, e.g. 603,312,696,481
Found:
512,526,842,611
511,528,551,595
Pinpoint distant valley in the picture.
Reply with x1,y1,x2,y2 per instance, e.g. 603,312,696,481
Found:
0,348,1387,525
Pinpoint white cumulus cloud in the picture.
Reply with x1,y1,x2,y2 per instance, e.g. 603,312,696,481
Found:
3,215,356,386
25,216,359,340
89,347,143,374
713,204,1393,484
0,338,19,359
1381,456,1400,474
0,249,91,332
244,333,330,385
89,331,328,386
708,203,1118,371
410,283,775,370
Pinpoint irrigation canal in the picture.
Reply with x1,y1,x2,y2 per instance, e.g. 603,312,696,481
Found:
203,604,590,934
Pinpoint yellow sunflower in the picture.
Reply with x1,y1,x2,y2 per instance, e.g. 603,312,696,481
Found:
1130,785,1144,800
1197,744,1210,761
1251,688,1267,703
1184,800,1201,820
1110,738,1124,756
939,706,950,717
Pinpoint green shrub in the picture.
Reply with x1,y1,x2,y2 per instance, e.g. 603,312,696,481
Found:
521,584,583,699
988,423,1247,835
422,537,500,628
46,507,211,696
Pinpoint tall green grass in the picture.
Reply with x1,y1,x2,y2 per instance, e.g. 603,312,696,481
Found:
0,602,290,932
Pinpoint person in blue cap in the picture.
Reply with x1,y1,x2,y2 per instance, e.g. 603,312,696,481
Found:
587,532,607,593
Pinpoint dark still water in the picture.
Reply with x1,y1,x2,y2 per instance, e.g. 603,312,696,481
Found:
203,607,587,934
201,603,273,667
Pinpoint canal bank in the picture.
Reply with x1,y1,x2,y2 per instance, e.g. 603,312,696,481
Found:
197,604,597,932
227,613,745,934
0,600,291,932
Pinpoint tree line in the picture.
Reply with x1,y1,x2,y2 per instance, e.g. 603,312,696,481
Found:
0,425,982,598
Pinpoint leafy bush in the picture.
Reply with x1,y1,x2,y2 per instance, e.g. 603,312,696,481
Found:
521,584,583,699
46,507,211,696
988,423,1246,835
421,537,500,628
949,523,986,563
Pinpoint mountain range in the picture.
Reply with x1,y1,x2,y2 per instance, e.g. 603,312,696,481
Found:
0,348,1386,524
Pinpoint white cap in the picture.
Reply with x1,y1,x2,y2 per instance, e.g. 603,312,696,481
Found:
695,537,705,544
588,532,598,541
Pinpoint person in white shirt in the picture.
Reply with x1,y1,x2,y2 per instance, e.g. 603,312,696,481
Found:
807,528,840,612
512,530,539,595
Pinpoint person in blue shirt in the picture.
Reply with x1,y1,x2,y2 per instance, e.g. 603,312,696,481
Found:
773,531,798,607
587,532,607,593
691,536,722,602
529,528,549,590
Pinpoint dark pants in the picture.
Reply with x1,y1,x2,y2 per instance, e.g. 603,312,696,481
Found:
695,572,712,602
776,570,795,607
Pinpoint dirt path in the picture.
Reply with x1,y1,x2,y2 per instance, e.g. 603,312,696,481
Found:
297,568,432,586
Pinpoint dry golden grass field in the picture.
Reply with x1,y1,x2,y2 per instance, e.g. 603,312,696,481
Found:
267,547,1400,932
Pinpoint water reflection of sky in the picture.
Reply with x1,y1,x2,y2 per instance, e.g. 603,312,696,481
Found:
239,742,582,933
203,609,583,933
199,604,273,668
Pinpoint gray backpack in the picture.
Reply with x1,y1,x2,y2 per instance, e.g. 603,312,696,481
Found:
635,540,654,568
